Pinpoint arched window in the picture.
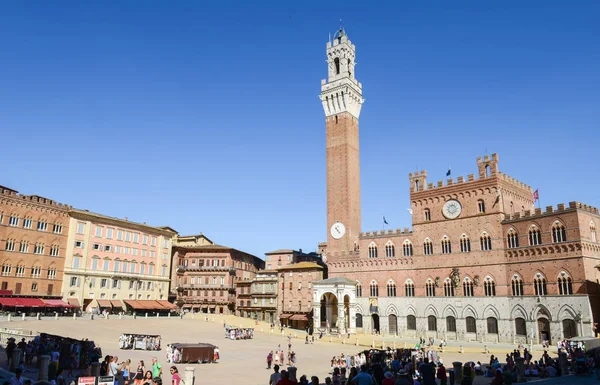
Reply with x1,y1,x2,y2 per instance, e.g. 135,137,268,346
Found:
480,232,492,251
424,208,431,221
446,316,457,332
557,271,573,295
441,236,452,254
369,280,379,297
355,313,363,328
406,315,416,330
425,279,436,297
529,225,542,246
444,278,454,297
385,242,395,257
334,57,340,75
511,274,524,296
460,234,471,252
428,315,437,331
591,221,597,243
484,276,496,296
515,318,527,336
403,240,413,257
423,238,433,255
368,243,378,259
563,319,578,339
507,228,519,249
405,279,415,297
478,200,485,213
534,272,547,296
465,316,477,333
463,277,474,297
487,317,498,334
356,282,362,297
387,280,397,297
552,221,567,243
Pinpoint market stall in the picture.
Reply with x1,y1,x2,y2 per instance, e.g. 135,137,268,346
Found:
167,343,218,363
119,334,161,350
224,326,254,340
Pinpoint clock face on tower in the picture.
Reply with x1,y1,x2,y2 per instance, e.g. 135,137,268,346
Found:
330,222,346,240
442,199,462,219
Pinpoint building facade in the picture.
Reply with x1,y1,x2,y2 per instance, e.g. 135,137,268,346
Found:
0,186,71,297
314,28,600,344
173,234,264,314
264,249,325,270
235,270,278,323
278,262,324,330
62,209,176,310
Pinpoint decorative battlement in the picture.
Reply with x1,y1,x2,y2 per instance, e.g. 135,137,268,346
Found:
1,186,71,209
504,201,599,221
497,172,531,192
360,228,412,238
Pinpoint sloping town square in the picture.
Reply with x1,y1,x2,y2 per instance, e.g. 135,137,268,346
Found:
0,2,599,385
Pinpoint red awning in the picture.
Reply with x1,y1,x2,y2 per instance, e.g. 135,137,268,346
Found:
289,314,308,321
42,300,72,308
96,299,112,308
279,313,292,319
15,298,45,307
182,304,192,309
0,298,21,307
124,300,144,309
157,300,177,310
111,300,124,308
67,298,81,307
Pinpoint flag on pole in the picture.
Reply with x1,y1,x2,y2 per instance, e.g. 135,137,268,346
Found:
383,216,389,225
407,208,413,215
446,166,451,177
533,189,539,202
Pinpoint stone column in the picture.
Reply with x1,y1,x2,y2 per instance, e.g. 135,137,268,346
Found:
22,314,25,321
452,362,462,384
10,348,22,371
515,357,525,382
184,367,195,385
73,313,77,320
7,314,11,322
91,362,101,377
313,304,321,331
325,305,333,332
558,352,568,374
54,313,58,320
38,355,50,380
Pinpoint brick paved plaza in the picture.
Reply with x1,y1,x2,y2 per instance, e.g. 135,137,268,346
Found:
0,315,588,385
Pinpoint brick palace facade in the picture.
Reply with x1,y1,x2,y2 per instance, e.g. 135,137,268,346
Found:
314,28,600,344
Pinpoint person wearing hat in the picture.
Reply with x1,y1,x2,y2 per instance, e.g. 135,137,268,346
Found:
395,370,411,385
382,371,394,385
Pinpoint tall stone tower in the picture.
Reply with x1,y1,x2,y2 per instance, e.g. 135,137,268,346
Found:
320,28,364,255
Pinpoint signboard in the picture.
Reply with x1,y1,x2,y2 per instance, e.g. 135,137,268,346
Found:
98,376,114,385
78,377,96,385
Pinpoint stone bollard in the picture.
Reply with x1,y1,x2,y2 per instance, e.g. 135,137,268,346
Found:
355,338,359,346
371,340,375,348
484,345,489,354
22,313,26,321
73,313,77,320
558,352,568,374
10,348,22,371
157,313,159,319
460,345,464,354
393,340,396,349
184,367,195,385
452,362,462,384
54,313,58,320
329,337,332,343
180,313,183,319
38,355,50,380
119,313,122,319
7,314,11,322
145,313,148,318
515,357,525,381
91,362,101,377
168,312,171,318
37,313,41,320
91,314,94,320
287,367,297,381
382,341,385,349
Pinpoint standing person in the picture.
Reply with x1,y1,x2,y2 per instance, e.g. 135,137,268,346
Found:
9,368,23,385
269,365,281,385
169,367,180,385
437,363,447,385
142,371,153,385
382,372,394,385
5,338,16,368
267,351,273,369
134,361,146,385
352,364,375,385
101,356,111,376
151,357,162,379
123,359,132,385
418,358,435,385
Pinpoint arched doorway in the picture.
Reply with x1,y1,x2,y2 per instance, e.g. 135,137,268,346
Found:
320,293,338,332
538,318,551,344
563,319,578,338
371,314,380,333
389,314,398,335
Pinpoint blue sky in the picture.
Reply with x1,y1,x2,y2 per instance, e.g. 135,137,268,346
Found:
1,2,598,258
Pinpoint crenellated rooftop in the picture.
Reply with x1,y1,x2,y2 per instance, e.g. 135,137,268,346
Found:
1,185,71,209
504,201,599,221
360,228,412,238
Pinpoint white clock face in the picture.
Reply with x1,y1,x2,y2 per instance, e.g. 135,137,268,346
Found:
330,222,346,240
442,200,462,219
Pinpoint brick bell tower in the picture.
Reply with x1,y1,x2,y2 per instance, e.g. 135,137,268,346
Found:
320,27,364,255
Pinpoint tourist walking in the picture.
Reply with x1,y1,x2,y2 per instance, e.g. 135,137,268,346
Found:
437,363,447,385
134,361,146,385
169,366,181,385
269,365,281,385
151,357,163,379
267,351,273,369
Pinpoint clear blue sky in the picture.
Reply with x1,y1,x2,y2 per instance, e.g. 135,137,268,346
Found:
1,2,598,258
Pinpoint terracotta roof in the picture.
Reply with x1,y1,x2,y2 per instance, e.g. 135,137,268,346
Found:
278,262,323,271
313,276,356,285
70,208,177,235
265,249,295,255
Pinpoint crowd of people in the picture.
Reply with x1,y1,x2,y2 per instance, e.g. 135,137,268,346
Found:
118,335,161,351
224,325,254,340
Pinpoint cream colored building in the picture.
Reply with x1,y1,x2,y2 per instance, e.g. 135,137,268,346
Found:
62,209,177,312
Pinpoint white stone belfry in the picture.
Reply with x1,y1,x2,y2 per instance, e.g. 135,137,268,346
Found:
312,276,357,334
319,28,364,119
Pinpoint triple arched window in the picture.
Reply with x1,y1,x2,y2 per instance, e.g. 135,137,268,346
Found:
368,243,378,259
507,229,519,249
463,277,474,297
534,273,547,296
423,238,433,255
369,280,379,297
511,274,524,296
387,280,397,297
425,279,436,297
385,242,395,257
552,221,567,243
405,280,415,297
444,278,454,297
529,225,542,246
480,232,492,251
484,276,496,296
557,271,573,295
441,236,452,254
356,282,362,297
460,234,471,253
403,240,413,257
